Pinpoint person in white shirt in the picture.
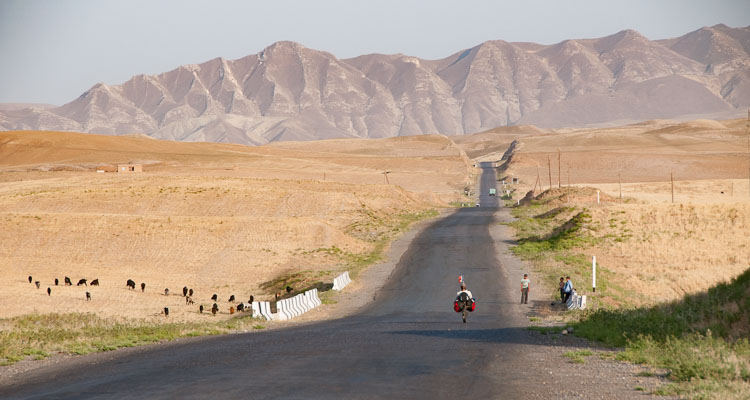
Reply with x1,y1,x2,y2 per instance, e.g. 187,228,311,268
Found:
456,283,473,300
520,274,530,304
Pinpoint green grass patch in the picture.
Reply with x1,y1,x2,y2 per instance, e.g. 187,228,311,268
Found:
564,349,594,363
0,313,266,366
573,268,750,398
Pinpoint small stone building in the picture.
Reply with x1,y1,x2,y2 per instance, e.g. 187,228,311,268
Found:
117,164,143,173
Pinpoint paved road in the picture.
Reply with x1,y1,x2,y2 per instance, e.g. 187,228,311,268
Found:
2,162,537,399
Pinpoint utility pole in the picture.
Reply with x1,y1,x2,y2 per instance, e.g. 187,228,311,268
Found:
547,156,552,191
557,150,561,189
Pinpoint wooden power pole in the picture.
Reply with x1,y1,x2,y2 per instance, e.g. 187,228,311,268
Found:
557,150,561,189
547,156,552,191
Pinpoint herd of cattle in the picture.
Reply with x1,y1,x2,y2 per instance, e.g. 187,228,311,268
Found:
27,275,266,318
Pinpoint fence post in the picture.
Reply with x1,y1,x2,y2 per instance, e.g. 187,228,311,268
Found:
592,256,597,293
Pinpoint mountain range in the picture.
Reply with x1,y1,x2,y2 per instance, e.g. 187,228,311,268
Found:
1,24,748,145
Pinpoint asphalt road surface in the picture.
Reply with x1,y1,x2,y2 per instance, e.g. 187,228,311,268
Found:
2,162,540,399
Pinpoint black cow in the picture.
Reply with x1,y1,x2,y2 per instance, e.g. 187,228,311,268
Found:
164,288,169,296
28,275,32,283
126,279,136,290
77,279,87,286
182,286,188,297
163,307,169,317
140,282,146,292
85,292,91,301
286,286,293,293
199,305,204,314
236,303,245,312
211,294,218,301
64,277,72,286
249,295,254,304
54,278,59,286
90,279,99,286
47,287,51,296
228,295,235,303
35,281,40,289
188,288,193,297
211,303,219,315
186,296,194,305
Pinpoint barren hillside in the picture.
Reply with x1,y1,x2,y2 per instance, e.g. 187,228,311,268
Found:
1,25,748,144
0,131,471,322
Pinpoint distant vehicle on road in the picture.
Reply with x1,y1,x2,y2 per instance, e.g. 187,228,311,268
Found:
489,188,496,196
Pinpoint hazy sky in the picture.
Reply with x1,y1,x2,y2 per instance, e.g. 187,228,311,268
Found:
1,0,748,105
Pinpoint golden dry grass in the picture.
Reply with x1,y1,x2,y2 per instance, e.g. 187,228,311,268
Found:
587,202,750,305
0,130,472,323
493,118,750,306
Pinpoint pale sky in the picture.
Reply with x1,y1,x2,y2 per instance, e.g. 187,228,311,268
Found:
1,0,748,105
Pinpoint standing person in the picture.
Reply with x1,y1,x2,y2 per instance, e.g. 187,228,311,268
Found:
558,277,565,303
520,274,530,304
563,276,574,304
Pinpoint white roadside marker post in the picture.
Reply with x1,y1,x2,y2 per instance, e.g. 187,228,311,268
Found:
592,255,597,293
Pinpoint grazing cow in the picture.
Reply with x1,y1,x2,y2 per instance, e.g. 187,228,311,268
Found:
236,303,245,312
47,287,51,296
286,286,293,293
126,279,136,290
228,295,235,303
211,303,219,315
28,275,32,283
164,288,169,296
35,281,40,289
77,279,87,287
163,307,169,317
140,282,146,292
85,292,91,301
64,277,72,286
188,288,193,297
182,286,188,297
211,294,218,301
199,305,204,314
55,278,59,286
229,306,235,315
249,295,254,304
186,296,194,305
90,279,99,286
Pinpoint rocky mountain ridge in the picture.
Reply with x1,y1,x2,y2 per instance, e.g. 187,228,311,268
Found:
1,24,748,145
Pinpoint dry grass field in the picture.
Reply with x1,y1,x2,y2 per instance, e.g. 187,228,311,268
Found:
486,118,750,307
0,131,472,324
